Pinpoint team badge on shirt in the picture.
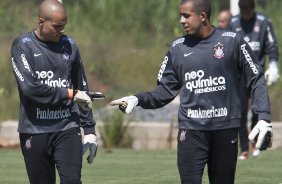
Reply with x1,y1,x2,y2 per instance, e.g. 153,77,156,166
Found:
62,53,70,63
25,137,32,149
179,130,187,141
254,23,260,33
61,46,70,63
213,42,224,59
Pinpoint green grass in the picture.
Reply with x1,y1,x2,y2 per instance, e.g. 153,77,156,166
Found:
0,148,282,184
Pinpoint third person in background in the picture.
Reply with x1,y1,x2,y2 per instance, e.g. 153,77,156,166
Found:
228,0,279,160
217,9,231,29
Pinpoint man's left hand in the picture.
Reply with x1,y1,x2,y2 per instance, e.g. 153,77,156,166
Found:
83,134,98,164
248,120,273,151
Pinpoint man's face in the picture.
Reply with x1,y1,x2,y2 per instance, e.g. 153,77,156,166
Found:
179,2,202,35
240,7,254,21
39,12,67,42
217,12,230,29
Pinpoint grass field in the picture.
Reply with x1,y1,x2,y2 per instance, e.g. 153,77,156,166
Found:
0,148,282,184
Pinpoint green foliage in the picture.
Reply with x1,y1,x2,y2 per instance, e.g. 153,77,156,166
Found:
99,111,133,151
1,0,282,120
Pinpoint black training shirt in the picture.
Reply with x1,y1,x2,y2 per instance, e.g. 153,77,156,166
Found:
136,28,271,130
11,31,95,134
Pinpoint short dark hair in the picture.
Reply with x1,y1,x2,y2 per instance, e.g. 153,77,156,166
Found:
238,0,255,10
180,0,211,19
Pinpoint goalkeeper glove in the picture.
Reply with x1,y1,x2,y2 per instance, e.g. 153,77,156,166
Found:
83,134,98,164
265,61,280,86
110,96,138,113
248,120,273,151
73,90,92,110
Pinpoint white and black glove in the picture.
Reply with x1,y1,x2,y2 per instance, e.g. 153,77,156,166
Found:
73,90,92,110
109,96,138,113
265,61,280,86
83,134,98,164
248,120,273,151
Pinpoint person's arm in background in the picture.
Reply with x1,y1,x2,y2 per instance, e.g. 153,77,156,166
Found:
264,18,280,86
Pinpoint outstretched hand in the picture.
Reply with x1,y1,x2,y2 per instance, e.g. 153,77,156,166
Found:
110,96,138,113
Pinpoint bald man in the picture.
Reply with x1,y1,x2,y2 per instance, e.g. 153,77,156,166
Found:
217,10,231,29
11,0,97,183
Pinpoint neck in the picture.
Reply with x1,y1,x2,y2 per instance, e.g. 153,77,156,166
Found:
34,29,45,41
196,24,214,38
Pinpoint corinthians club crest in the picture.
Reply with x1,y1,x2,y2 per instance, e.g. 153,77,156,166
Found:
213,42,224,59
179,130,187,142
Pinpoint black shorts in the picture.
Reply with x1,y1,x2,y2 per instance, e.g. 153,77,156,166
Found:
177,128,238,184
19,127,82,184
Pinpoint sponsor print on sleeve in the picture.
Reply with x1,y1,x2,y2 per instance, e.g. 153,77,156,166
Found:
157,56,168,81
240,44,258,74
12,58,24,81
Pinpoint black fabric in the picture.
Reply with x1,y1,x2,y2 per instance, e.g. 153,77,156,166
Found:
11,31,95,134
177,128,238,184
228,13,279,68
19,127,83,184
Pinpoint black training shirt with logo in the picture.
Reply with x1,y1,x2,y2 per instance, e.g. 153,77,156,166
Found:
228,13,279,68
11,31,95,134
135,28,271,130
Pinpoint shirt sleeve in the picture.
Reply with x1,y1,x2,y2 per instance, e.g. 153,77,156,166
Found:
264,19,279,62
71,47,96,130
11,39,69,105
135,49,181,109
237,37,271,122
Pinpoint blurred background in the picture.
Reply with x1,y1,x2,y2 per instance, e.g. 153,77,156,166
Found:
1,0,281,121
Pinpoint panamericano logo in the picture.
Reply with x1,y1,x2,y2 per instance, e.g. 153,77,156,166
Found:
185,70,226,94
187,106,228,118
36,107,71,120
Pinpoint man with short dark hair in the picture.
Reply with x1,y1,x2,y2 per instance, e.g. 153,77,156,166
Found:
228,0,279,160
11,0,97,183
110,0,273,183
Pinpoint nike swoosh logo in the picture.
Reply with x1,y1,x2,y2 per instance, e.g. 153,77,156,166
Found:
34,53,42,57
231,138,237,143
184,52,194,57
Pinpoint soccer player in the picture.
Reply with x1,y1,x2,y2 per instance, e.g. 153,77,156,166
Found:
228,0,279,160
217,9,232,29
11,1,97,183
110,0,273,183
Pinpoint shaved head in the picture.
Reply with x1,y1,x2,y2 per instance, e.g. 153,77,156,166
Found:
35,0,67,42
38,0,66,20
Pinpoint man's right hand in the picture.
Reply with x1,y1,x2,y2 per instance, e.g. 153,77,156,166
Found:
73,90,92,110
110,96,138,113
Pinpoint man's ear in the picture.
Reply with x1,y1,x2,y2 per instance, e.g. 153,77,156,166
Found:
200,12,208,22
38,18,45,26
